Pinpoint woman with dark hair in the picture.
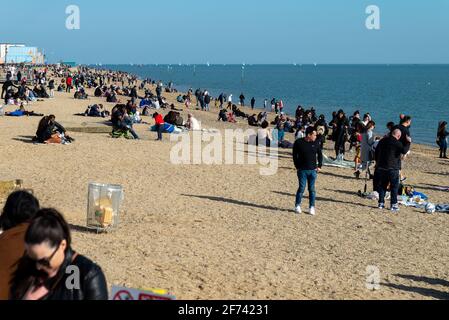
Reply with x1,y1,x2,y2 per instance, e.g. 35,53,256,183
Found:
0,191,40,300
356,121,376,178
9,209,108,300
437,121,448,159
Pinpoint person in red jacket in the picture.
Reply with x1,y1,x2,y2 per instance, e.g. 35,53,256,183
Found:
66,76,73,93
153,112,165,141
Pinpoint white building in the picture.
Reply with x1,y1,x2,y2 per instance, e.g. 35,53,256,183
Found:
0,43,45,65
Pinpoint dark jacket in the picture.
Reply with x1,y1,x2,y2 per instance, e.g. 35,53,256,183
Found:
293,138,323,171
10,249,108,301
392,124,411,153
437,129,448,141
375,136,407,171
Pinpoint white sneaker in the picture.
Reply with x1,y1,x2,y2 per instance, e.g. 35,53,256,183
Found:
295,206,302,214
308,207,316,216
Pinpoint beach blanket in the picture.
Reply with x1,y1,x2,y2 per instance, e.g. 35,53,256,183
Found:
149,123,182,134
323,154,355,169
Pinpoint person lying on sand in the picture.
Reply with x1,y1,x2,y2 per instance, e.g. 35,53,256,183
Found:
5,104,44,117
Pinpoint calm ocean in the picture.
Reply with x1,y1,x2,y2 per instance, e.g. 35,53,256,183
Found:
102,64,449,145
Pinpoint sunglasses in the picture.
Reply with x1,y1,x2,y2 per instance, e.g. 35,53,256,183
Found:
27,243,61,269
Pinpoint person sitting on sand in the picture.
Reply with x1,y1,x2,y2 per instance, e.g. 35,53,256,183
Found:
82,104,109,118
227,112,237,123
94,86,103,97
186,114,201,131
218,109,228,122
111,105,139,140
74,87,88,100
257,112,268,126
106,92,118,103
34,115,74,144
248,114,258,127
139,96,152,109
231,105,247,118
256,121,273,147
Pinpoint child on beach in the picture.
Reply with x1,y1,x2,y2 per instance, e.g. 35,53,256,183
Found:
353,130,363,179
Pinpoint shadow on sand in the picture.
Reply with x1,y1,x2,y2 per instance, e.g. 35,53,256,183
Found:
181,194,292,213
382,274,449,300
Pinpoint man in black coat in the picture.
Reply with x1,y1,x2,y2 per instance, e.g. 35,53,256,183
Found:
374,129,411,213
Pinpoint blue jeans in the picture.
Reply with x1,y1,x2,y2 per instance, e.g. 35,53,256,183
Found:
295,170,317,208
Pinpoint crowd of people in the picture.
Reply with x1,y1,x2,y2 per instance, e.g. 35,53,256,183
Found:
291,111,419,215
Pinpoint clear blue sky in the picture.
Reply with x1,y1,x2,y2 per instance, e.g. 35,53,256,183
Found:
1,0,449,64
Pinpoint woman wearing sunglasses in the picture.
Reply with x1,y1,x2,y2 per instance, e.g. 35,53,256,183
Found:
9,209,108,300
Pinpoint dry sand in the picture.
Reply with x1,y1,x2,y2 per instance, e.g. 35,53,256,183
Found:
0,75,448,300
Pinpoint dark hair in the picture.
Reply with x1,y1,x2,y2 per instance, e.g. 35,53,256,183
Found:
366,121,376,130
25,208,71,249
261,121,269,129
400,116,412,124
387,122,395,129
438,121,447,135
306,127,316,136
0,191,40,231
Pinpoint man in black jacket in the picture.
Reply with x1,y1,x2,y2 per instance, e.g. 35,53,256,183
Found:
374,129,411,213
293,127,323,216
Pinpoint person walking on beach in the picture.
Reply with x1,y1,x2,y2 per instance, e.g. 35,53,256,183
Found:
293,127,323,216
374,129,411,213
195,89,201,107
279,100,284,114
239,93,245,107
332,110,349,160
356,121,376,178
251,97,256,110
66,76,73,93
218,93,224,109
204,92,211,112
437,121,448,159
48,79,55,98
264,99,268,110
153,112,165,141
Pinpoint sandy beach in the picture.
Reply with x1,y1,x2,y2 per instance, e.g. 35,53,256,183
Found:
1,73,448,300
